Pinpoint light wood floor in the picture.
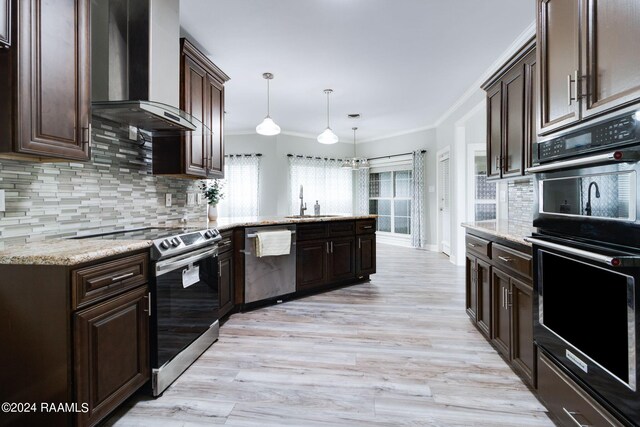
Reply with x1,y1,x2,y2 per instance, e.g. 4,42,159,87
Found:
106,244,553,426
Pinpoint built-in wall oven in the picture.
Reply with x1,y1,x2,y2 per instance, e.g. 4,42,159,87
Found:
528,121,640,424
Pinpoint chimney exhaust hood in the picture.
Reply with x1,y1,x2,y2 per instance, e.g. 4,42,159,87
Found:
91,0,205,134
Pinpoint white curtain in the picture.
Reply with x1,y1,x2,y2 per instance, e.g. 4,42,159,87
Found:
218,154,261,217
288,155,353,215
411,150,426,248
356,168,370,215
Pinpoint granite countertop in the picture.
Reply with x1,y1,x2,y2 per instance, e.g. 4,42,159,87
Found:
461,220,536,246
0,215,377,266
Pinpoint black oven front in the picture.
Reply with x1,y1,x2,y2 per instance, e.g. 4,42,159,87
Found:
528,233,640,424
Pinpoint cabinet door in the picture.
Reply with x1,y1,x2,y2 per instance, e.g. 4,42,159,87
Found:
582,0,640,118
206,74,224,178
491,268,511,358
296,240,328,290
13,0,90,160
511,277,535,386
476,258,492,339
465,254,478,322
502,64,525,177
486,83,503,179
218,250,234,319
537,0,581,134
182,55,208,177
0,0,9,47
356,234,376,276
327,237,356,283
74,286,150,427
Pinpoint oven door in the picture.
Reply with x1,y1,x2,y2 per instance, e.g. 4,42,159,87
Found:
152,246,219,368
528,235,640,423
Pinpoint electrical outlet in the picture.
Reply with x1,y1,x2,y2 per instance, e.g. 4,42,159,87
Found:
187,193,195,206
165,193,172,207
428,185,435,193
0,190,5,212
128,126,138,141
196,193,203,205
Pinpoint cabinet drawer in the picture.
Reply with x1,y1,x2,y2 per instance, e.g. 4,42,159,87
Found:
328,221,355,237
492,243,531,278
297,223,328,241
538,353,623,427
466,235,491,258
218,231,233,254
72,253,148,310
356,219,376,234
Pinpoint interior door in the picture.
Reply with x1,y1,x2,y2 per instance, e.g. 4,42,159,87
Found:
438,151,451,256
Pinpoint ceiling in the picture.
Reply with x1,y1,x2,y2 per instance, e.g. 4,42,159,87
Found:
179,0,534,142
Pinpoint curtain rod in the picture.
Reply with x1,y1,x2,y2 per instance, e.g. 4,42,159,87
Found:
225,153,262,157
366,150,426,161
287,154,346,161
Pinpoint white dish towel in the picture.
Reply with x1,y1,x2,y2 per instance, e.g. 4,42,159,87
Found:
255,230,292,257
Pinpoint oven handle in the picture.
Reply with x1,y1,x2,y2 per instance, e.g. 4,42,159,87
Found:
524,237,640,267
155,246,218,276
526,149,640,173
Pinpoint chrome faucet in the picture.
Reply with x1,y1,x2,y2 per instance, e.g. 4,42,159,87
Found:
299,185,307,216
585,181,601,216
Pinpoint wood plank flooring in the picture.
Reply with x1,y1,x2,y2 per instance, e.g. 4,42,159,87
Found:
105,244,553,426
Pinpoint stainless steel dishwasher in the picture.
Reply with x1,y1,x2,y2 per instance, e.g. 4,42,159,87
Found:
244,225,297,304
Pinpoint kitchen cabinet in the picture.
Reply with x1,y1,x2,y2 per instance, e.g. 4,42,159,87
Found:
0,0,91,161
153,38,229,179
537,0,640,135
74,286,149,427
218,231,234,319
464,230,535,388
482,40,536,178
0,250,150,427
296,220,374,293
0,0,9,47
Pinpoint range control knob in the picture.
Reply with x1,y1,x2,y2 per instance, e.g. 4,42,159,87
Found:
204,230,214,238
171,238,181,247
160,239,170,250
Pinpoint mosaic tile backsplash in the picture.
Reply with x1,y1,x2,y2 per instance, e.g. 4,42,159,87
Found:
0,121,206,249
507,179,534,224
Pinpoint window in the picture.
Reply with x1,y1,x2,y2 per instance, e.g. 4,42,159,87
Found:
369,170,412,235
288,156,353,215
473,155,496,221
218,154,261,217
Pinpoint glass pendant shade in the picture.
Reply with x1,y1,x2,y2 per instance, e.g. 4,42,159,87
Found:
317,127,339,144
256,116,281,136
342,126,369,170
256,72,281,136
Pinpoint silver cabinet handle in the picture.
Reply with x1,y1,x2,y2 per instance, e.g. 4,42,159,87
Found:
524,237,640,267
218,261,222,277
507,290,512,308
111,272,134,282
562,408,589,427
467,243,477,248
526,149,640,173
358,238,361,249
330,241,334,253
147,292,152,317
326,241,330,254
363,225,373,229
498,256,513,263
567,73,573,105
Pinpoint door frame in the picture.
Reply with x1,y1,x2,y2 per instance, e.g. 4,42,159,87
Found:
436,146,451,255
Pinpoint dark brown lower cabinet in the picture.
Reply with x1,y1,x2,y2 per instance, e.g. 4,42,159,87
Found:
296,239,329,291
356,234,376,276
491,268,511,358
218,249,234,319
327,237,356,282
74,286,149,427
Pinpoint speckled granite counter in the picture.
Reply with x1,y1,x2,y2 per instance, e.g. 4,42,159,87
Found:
0,215,376,265
461,220,536,246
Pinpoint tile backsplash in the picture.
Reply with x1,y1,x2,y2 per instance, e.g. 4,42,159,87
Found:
507,178,534,224
0,121,206,249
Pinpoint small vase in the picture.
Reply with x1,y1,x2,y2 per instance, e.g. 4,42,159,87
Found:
207,204,218,222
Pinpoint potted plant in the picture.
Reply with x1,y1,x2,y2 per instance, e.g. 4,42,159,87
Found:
199,180,224,221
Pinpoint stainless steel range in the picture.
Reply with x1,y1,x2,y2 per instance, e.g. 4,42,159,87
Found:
77,226,222,396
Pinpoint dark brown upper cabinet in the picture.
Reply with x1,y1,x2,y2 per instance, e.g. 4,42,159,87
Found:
153,38,229,179
482,39,536,179
537,0,640,136
0,0,9,48
0,0,91,162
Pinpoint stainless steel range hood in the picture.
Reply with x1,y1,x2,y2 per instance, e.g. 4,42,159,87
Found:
91,0,201,133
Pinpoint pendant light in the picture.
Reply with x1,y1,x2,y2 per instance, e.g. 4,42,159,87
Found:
341,127,370,170
317,89,339,144
256,72,281,136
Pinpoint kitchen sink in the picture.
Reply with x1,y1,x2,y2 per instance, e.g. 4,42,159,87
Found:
284,215,342,219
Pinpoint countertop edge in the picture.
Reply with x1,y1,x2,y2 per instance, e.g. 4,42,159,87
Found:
461,221,535,247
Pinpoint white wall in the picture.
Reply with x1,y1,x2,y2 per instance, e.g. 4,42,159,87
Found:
225,133,354,216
